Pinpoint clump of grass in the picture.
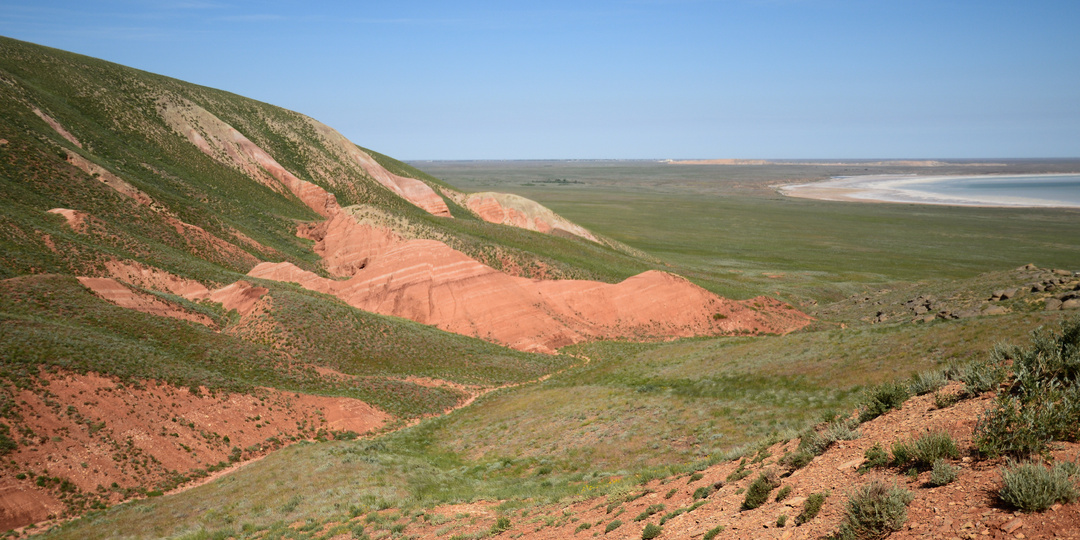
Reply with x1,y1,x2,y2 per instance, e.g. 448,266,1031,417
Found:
933,391,961,409
663,488,677,499
633,504,665,522
858,381,909,422
490,516,511,535
891,431,959,469
725,459,751,482
928,459,959,487
775,485,792,502
908,370,947,396
687,472,704,484
703,526,724,540
960,357,1007,396
641,522,662,539
776,514,787,527
795,492,828,525
692,485,714,500
999,460,1080,512
741,471,780,510
834,481,912,540
784,417,860,471
862,443,889,470
604,519,622,533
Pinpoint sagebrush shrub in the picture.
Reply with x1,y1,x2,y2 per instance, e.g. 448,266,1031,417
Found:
703,526,723,540
741,472,780,510
796,491,828,525
974,317,1080,458
999,460,1080,512
863,443,889,470
928,459,959,486
641,523,662,539
908,370,947,396
834,481,913,540
859,382,909,422
604,519,622,533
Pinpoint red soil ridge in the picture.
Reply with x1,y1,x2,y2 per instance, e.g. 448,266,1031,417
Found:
306,119,451,217
77,277,215,327
249,214,812,353
45,208,89,233
0,371,389,531
464,192,600,242
157,96,340,218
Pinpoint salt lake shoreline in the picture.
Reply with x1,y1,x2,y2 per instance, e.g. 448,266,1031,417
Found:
777,173,1080,209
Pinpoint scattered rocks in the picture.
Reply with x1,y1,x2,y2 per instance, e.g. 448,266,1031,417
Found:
989,288,1018,301
1002,518,1024,533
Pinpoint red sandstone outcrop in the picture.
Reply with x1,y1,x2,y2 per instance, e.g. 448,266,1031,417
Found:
464,192,599,242
77,277,215,326
306,119,452,217
102,260,211,300
157,96,339,217
249,235,812,353
46,208,89,233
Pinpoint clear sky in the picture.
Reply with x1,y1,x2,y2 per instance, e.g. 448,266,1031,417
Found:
2,0,1079,160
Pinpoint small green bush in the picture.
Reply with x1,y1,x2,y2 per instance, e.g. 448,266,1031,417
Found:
703,526,724,540
663,488,677,499
775,485,792,502
658,508,685,525
933,391,961,409
858,382,909,422
908,370,947,396
974,318,1080,458
726,459,751,481
641,522,662,539
741,472,780,510
776,514,787,527
693,486,714,500
605,519,622,533
999,460,1080,512
834,481,912,540
575,522,591,533
633,504,665,522
891,431,959,469
961,358,1007,395
490,516,511,535
687,472,704,484
928,459,960,487
863,443,889,470
889,440,912,468
796,492,828,525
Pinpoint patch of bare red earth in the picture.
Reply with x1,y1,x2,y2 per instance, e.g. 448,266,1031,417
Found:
0,371,388,531
358,383,1078,539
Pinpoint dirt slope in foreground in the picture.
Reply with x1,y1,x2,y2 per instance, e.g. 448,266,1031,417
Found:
324,383,1079,539
0,371,388,531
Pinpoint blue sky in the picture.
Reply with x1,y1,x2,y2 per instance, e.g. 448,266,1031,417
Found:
2,1,1078,159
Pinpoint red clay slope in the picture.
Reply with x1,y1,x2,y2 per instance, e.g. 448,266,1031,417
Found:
250,213,812,353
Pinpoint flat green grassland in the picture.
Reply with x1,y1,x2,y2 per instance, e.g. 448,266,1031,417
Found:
418,160,1080,301
39,160,1080,538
